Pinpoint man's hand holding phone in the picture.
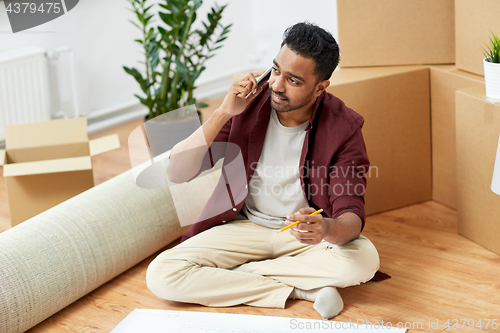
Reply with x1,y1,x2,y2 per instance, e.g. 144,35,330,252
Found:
218,67,272,119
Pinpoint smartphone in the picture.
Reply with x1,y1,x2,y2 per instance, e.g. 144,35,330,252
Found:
245,66,272,98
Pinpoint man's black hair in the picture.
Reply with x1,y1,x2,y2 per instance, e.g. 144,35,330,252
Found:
281,22,340,82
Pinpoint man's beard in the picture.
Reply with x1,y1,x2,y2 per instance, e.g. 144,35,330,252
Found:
269,86,315,113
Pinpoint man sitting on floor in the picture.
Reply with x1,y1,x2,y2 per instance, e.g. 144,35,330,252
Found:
146,22,379,319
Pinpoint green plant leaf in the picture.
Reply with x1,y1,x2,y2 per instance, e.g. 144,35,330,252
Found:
123,66,144,82
215,36,228,44
144,14,154,25
194,0,203,11
158,26,168,37
135,11,145,25
169,2,181,18
150,45,160,66
186,71,201,85
129,20,141,31
195,102,209,109
159,12,176,27
175,59,189,74
483,31,500,64
134,94,149,107
146,28,154,40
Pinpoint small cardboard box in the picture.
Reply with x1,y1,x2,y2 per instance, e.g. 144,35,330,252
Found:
456,85,500,255
455,0,500,76
0,118,120,226
327,66,432,215
337,0,455,68
430,66,484,209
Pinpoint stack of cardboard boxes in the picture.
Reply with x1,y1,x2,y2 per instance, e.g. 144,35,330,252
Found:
331,0,500,254
454,0,500,256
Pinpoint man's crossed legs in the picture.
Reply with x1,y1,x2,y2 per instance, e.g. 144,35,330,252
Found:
146,220,379,319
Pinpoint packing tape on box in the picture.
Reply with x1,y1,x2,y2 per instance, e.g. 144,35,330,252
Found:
0,164,189,333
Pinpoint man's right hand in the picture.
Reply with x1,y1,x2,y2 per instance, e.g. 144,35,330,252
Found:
218,71,266,119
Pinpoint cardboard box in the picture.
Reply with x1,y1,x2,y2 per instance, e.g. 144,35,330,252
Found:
337,0,455,68
0,118,120,226
430,66,484,209
328,66,432,215
456,86,500,255
455,0,500,76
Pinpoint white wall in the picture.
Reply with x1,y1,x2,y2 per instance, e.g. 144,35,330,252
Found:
0,0,338,133
249,0,338,70
0,0,147,126
196,0,338,99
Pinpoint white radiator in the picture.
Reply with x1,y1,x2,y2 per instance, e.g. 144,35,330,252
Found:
0,47,52,143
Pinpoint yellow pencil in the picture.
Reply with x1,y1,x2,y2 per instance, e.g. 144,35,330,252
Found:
279,209,323,232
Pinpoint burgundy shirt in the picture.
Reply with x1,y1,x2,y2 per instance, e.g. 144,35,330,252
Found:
181,83,369,241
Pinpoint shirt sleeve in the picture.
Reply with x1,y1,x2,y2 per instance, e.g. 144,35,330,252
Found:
191,117,233,178
329,123,370,230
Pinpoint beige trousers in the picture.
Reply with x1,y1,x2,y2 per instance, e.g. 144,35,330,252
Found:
146,220,379,309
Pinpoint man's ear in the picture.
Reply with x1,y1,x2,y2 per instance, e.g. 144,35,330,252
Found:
314,79,330,96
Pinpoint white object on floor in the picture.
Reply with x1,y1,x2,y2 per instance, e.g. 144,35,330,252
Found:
492,132,500,195
111,309,407,333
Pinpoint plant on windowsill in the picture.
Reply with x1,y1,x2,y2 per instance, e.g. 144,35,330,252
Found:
482,31,500,99
123,0,232,120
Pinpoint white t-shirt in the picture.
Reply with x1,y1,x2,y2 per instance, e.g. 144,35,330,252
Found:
237,109,309,228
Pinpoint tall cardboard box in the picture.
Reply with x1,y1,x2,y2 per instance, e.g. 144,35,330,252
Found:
0,118,120,226
328,66,432,215
455,0,500,76
337,0,455,68
456,86,500,255
430,66,484,209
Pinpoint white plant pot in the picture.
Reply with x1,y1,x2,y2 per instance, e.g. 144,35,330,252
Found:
483,58,500,99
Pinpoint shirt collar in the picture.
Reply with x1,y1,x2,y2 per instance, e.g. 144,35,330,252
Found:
305,90,326,131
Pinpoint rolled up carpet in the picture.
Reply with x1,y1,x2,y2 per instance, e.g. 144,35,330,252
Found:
0,163,187,333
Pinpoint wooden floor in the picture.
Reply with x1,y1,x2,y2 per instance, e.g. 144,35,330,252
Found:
1,112,500,333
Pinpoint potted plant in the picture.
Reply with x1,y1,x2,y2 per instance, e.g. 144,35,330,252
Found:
482,31,500,99
124,0,231,119
123,0,231,157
